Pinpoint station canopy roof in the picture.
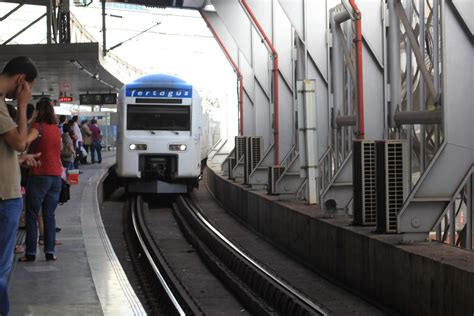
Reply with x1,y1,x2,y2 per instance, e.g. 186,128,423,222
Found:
0,42,123,104
1,0,206,9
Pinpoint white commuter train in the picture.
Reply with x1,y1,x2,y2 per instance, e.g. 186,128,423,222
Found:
116,74,209,193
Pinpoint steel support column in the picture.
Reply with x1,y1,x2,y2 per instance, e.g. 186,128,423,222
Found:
397,1,474,242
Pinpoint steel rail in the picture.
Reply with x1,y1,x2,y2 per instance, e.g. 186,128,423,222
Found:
180,196,327,315
131,197,186,316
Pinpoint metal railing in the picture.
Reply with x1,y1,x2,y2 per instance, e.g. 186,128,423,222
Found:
431,170,473,251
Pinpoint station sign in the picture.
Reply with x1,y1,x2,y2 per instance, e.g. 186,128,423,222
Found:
80,93,117,105
126,87,192,98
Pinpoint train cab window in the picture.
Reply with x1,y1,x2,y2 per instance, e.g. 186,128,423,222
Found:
127,104,190,131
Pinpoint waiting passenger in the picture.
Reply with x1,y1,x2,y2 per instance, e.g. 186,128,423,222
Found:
80,119,92,164
0,56,38,316
14,103,38,254
57,115,66,135
6,104,16,120
89,119,102,164
61,123,76,170
71,115,83,152
19,98,62,262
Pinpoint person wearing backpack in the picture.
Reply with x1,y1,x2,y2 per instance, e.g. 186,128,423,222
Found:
19,98,62,262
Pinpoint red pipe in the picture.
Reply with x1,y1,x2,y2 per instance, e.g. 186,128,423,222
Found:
348,0,365,139
240,0,280,165
200,11,245,136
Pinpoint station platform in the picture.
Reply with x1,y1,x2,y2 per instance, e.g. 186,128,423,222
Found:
8,153,145,316
205,165,474,315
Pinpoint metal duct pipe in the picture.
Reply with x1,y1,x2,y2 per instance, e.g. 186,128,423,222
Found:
348,0,365,139
336,115,357,127
334,8,351,24
393,110,442,126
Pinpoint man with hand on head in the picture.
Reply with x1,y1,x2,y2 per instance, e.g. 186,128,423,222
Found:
0,56,38,316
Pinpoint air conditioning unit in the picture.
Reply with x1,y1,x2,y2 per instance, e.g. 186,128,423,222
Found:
227,157,236,180
244,137,262,184
376,140,408,233
268,166,285,195
235,136,247,162
353,140,378,226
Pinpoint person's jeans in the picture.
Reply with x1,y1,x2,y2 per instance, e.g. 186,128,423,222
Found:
0,197,22,316
25,176,61,256
61,160,74,171
91,140,102,163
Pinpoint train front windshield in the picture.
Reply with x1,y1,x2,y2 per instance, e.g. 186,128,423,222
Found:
127,104,190,131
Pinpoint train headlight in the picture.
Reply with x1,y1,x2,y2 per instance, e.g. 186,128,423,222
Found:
169,144,187,151
129,144,147,150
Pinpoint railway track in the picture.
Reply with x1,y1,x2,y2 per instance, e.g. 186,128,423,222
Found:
127,196,202,315
127,194,326,315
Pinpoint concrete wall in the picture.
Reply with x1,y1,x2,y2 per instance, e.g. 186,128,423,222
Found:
206,168,474,315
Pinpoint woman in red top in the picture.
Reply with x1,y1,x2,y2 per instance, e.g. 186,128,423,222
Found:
19,98,62,262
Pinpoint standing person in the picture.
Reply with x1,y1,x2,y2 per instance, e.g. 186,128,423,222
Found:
71,115,82,150
71,116,82,168
0,56,37,316
19,98,62,263
89,119,102,164
60,123,75,170
57,115,66,135
80,119,92,164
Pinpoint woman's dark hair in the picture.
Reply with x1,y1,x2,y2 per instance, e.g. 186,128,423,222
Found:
63,123,71,134
35,99,57,124
26,103,35,120
91,119,97,125
2,56,38,82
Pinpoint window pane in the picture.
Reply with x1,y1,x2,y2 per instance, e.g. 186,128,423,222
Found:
127,104,190,131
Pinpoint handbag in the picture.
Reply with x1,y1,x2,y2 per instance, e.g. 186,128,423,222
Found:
58,179,70,205
80,146,88,158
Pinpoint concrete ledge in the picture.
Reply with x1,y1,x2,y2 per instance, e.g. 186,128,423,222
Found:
82,160,146,315
205,167,474,315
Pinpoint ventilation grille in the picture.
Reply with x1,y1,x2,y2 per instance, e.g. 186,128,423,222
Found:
235,136,247,161
268,166,285,195
362,142,377,225
251,137,262,170
227,157,236,179
244,137,262,184
353,140,377,226
385,141,406,233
